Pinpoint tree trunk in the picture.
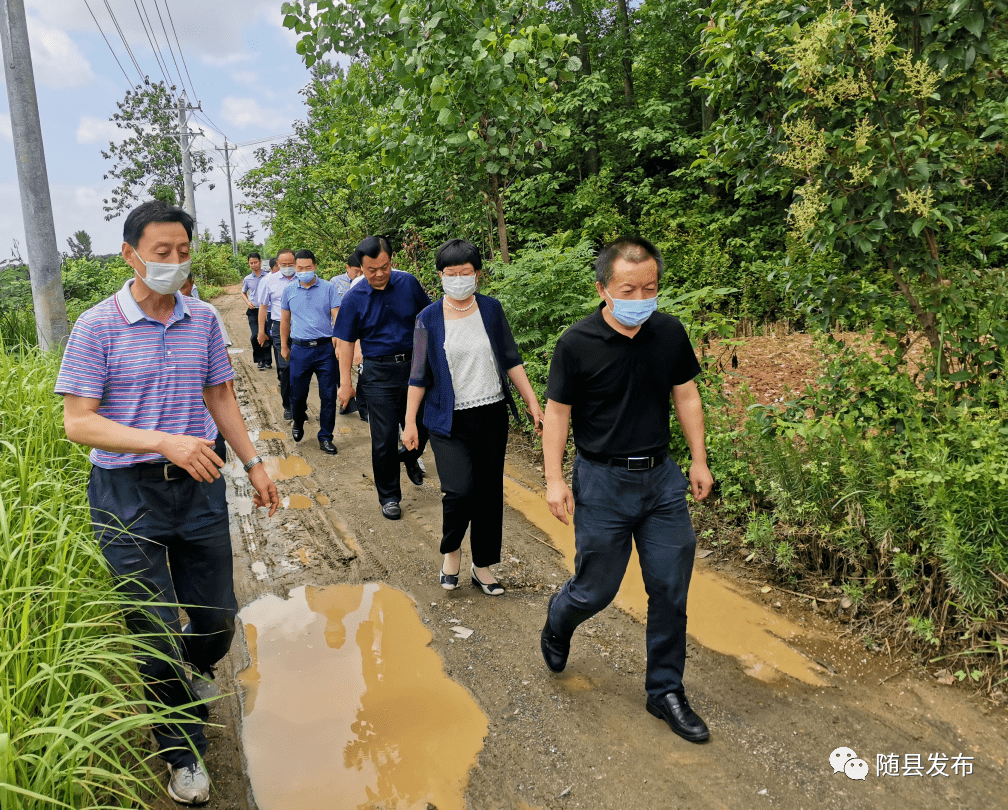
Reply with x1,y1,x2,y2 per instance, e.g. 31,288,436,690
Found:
570,0,598,175
490,174,510,264
616,0,635,108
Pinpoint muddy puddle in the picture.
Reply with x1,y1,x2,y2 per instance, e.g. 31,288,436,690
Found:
237,584,488,810
502,466,826,686
262,455,312,481
281,494,314,510
316,493,331,507
258,430,289,441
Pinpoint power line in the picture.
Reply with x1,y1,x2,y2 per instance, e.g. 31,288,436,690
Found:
151,0,185,94
82,0,137,88
132,0,172,88
103,0,146,84
164,0,197,100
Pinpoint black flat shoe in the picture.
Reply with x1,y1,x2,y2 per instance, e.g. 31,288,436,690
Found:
381,501,401,520
471,564,504,595
404,458,424,486
283,408,292,421
292,424,304,442
439,563,460,590
319,439,337,455
646,691,710,743
540,592,570,673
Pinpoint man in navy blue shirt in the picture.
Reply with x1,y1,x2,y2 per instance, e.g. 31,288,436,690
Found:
335,236,431,519
281,249,341,454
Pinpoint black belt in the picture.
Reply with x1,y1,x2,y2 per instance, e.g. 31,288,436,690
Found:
136,462,186,481
291,338,329,347
578,450,667,470
367,352,412,363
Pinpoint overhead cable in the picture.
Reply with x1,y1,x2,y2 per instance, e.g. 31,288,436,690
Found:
82,0,138,87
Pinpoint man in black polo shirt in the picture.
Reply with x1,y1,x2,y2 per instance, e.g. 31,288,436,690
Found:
540,235,714,744
335,236,432,520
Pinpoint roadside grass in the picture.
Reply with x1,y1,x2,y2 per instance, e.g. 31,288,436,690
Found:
0,347,185,808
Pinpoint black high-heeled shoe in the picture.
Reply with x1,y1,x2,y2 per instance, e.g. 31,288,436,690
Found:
471,564,504,596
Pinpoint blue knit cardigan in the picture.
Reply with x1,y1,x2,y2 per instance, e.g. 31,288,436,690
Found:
409,294,524,437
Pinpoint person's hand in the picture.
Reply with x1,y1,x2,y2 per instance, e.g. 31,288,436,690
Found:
337,382,356,410
546,479,575,525
248,464,280,516
689,461,714,502
402,421,419,451
281,344,290,361
257,330,269,346
526,401,545,437
353,351,363,367
158,434,223,483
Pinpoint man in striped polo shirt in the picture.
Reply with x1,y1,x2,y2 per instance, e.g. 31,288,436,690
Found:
56,200,279,806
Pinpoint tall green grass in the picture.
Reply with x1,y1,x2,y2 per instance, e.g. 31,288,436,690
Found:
0,348,180,808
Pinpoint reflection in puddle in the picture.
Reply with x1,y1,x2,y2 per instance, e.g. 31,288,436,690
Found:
282,494,313,510
230,496,255,516
262,455,312,481
237,584,488,810
259,430,289,441
502,467,825,686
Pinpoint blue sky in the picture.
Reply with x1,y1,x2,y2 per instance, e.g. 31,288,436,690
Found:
1,0,320,257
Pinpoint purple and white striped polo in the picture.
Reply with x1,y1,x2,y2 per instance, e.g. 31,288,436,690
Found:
55,280,235,469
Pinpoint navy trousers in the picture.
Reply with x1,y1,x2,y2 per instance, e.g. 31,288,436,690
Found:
269,323,290,410
289,342,337,441
88,465,238,768
546,455,697,698
361,356,428,505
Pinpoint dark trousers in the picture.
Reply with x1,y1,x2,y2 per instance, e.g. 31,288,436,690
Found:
269,323,290,409
546,455,697,699
290,342,336,441
429,400,509,566
355,362,369,421
247,308,271,365
87,465,238,768
361,357,428,504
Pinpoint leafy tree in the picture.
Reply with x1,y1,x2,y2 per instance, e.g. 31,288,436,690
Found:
696,0,1008,382
241,222,256,243
218,219,232,246
281,0,580,262
101,81,213,220
66,230,93,260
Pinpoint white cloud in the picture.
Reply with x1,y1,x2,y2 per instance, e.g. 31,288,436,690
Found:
230,70,259,86
26,16,94,89
220,96,273,130
1,114,12,143
76,115,121,145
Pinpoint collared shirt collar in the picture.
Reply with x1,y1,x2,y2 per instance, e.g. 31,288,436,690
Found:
363,268,397,295
298,276,320,290
116,279,188,325
594,301,653,342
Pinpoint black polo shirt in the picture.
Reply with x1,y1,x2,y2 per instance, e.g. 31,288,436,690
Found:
546,304,701,457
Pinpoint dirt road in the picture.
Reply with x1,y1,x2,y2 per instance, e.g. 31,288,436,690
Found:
179,289,1005,810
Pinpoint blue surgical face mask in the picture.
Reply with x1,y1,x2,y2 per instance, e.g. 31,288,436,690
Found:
296,270,316,285
605,290,658,328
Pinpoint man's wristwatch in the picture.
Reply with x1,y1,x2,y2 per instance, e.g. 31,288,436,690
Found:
243,455,263,473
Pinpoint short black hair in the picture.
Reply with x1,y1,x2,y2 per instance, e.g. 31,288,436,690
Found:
276,248,295,260
595,236,664,288
123,200,194,247
347,250,362,268
356,235,393,260
294,248,317,263
436,239,482,273
268,257,277,269
248,252,262,261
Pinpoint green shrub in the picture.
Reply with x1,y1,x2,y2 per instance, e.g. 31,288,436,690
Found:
190,244,244,288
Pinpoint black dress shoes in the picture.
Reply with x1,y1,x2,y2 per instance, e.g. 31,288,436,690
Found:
319,439,337,455
381,501,401,520
540,593,570,673
404,458,424,486
292,424,304,442
257,360,265,370
283,408,292,421
646,691,710,743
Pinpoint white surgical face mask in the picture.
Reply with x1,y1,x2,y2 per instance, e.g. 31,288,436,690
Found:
135,254,191,296
280,265,296,277
442,274,477,301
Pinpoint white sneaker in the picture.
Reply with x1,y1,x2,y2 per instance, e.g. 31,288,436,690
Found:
168,762,210,805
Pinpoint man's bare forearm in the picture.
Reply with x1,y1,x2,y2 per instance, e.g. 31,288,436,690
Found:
543,399,572,483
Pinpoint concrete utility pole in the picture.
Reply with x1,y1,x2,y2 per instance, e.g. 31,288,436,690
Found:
177,94,200,249
222,140,237,255
1,0,69,350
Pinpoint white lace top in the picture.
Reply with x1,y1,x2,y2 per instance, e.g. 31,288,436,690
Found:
443,309,505,410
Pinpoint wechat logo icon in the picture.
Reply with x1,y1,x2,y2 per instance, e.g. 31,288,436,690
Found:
830,747,869,781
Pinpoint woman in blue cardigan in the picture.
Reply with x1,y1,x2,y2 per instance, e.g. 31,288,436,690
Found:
403,239,544,595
